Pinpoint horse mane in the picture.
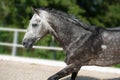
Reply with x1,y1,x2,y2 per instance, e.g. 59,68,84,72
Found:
39,8,97,32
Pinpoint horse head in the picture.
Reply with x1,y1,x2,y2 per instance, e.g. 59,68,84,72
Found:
22,7,52,49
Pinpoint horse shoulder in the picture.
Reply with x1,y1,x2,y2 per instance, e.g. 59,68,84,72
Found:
64,31,93,64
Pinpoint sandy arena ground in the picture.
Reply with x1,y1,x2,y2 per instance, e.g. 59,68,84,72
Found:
0,55,120,80
0,59,120,80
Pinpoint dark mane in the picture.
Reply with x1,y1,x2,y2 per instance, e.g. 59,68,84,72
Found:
39,8,97,32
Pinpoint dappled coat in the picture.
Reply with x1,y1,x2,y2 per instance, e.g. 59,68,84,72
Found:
22,8,120,80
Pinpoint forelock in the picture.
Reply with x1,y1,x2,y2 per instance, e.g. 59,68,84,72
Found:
31,14,40,21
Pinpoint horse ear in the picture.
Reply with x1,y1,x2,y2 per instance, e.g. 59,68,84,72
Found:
31,7,40,16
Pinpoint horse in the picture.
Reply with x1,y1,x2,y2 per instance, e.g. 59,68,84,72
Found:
22,7,120,80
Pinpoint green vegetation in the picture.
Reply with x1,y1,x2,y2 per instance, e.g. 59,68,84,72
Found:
0,0,120,67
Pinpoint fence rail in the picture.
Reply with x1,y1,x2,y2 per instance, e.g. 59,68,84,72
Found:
0,27,63,56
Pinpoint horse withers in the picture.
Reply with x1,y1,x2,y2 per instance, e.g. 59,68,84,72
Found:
22,7,120,80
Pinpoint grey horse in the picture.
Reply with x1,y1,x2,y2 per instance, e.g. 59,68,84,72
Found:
22,7,120,80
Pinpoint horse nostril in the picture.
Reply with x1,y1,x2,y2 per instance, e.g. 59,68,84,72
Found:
22,42,26,46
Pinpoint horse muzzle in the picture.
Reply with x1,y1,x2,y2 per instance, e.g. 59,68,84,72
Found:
22,38,36,49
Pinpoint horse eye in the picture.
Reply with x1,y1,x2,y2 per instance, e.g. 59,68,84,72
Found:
32,23,38,27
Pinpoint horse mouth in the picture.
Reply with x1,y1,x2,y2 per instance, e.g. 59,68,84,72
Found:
22,41,34,49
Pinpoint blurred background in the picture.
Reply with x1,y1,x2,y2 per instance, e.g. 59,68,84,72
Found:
0,0,120,68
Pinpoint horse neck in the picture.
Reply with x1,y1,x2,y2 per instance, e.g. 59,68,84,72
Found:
48,16,91,50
